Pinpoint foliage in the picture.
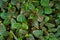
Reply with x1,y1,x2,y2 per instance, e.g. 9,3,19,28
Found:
0,0,60,40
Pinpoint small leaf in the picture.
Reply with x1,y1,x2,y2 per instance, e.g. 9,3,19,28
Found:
11,0,17,5
11,22,21,29
29,3,35,10
55,19,60,25
48,28,57,32
28,14,34,19
33,30,43,38
0,23,7,36
0,0,3,8
1,12,7,19
32,20,39,29
26,34,35,40
16,29,28,37
3,18,10,25
3,0,8,2
55,3,60,10
8,3,12,10
0,35,4,40
44,16,49,22
41,0,49,7
11,18,16,24
45,23,55,28
44,7,52,14
49,1,54,7
35,7,43,16
22,23,28,30
17,14,26,22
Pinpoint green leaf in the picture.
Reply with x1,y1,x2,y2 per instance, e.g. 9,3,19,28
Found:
55,31,60,37
1,12,7,19
49,34,57,40
10,31,18,40
44,7,52,14
16,29,28,37
0,35,4,40
45,23,55,28
57,25,60,29
55,3,60,10
48,28,57,32
49,1,54,7
39,36,45,40
11,18,16,24
57,12,60,18
0,23,7,36
49,37,57,40
17,14,26,22
17,37,23,40
11,18,21,29
28,3,35,10
3,0,8,2
32,20,39,27
35,7,43,16
22,23,28,30
11,0,17,5
28,14,34,19
11,22,21,29
55,19,60,25
26,34,35,40
44,16,49,22
41,0,49,7
3,18,10,25
33,30,43,38
0,0,3,8
8,3,12,10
